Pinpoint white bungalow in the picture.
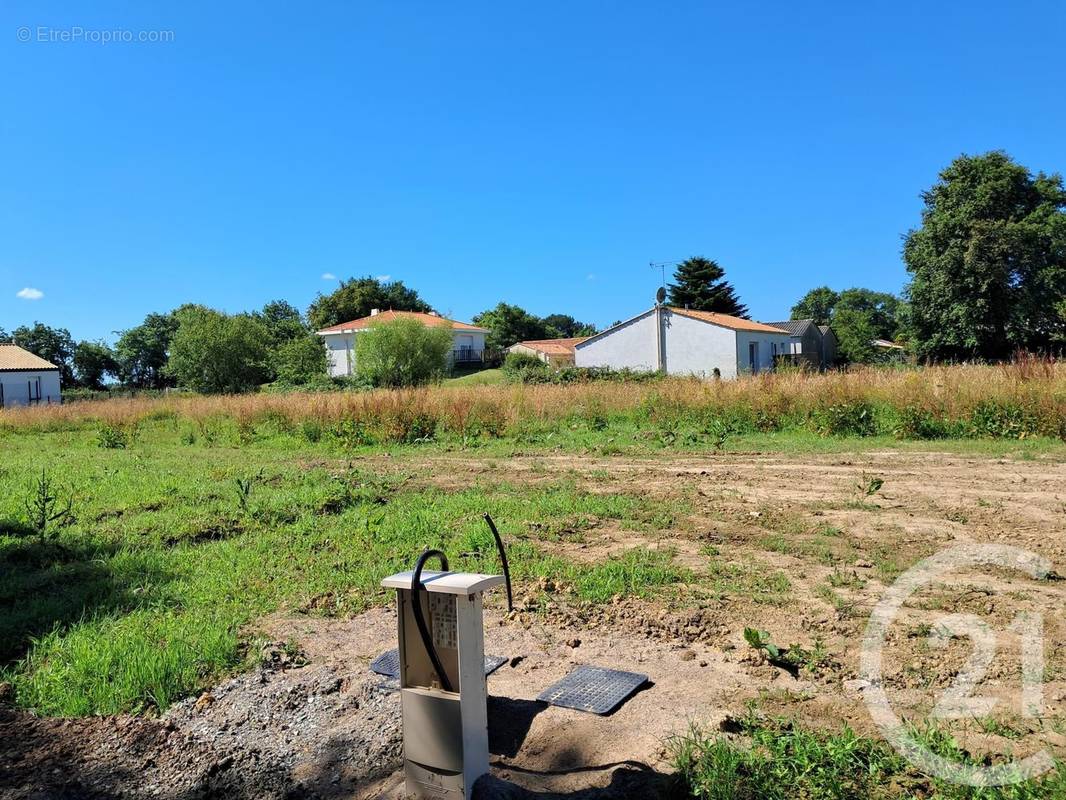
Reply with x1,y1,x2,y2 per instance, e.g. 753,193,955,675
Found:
0,344,62,407
574,306,790,379
316,310,488,378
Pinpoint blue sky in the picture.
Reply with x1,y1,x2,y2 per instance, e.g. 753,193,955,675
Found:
2,1,1064,342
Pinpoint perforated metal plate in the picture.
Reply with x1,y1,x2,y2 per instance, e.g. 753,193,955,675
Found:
369,648,507,679
536,665,648,715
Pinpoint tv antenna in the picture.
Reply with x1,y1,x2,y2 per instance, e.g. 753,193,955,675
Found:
649,259,681,289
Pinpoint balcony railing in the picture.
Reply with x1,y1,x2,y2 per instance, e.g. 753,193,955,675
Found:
451,349,484,363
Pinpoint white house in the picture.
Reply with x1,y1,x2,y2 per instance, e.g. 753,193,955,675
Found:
574,306,790,379
316,309,489,378
0,344,62,407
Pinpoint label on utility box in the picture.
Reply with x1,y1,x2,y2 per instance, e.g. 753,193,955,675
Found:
429,592,457,650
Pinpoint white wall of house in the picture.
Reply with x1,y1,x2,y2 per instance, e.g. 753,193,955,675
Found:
323,334,355,377
574,308,789,379
734,331,789,377
660,311,739,378
320,330,486,377
0,370,61,407
575,310,660,372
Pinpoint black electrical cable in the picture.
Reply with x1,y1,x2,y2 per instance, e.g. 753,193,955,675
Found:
483,513,513,613
410,548,453,693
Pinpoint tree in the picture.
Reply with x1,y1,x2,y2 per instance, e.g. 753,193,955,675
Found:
835,288,901,341
73,341,119,389
274,335,329,385
904,151,1066,360
473,303,550,350
166,307,271,393
114,312,179,388
12,323,76,385
832,308,878,364
307,276,431,330
541,314,597,338
667,257,749,317
355,318,452,387
255,300,308,346
0,327,9,343
790,287,839,325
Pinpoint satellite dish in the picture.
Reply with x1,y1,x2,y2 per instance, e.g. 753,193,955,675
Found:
655,286,666,306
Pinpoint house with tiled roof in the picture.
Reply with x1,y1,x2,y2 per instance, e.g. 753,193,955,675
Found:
762,319,830,370
574,306,790,379
507,337,589,368
0,343,62,407
316,309,489,377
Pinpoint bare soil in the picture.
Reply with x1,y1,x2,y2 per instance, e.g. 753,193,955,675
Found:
3,449,1065,799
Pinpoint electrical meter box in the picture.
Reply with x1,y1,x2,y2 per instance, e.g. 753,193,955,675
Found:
381,569,504,800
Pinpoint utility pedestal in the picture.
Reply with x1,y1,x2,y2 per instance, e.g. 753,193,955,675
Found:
382,569,504,800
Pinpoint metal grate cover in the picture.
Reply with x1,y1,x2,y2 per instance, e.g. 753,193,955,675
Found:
536,665,648,715
369,648,507,679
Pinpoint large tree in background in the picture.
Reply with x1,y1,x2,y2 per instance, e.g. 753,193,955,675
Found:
255,299,308,345
166,307,271,393
114,312,179,388
12,323,76,386
473,303,550,350
790,287,839,326
788,286,906,364
73,341,120,389
667,257,749,318
307,276,431,330
0,327,9,342
904,151,1066,360
541,314,597,339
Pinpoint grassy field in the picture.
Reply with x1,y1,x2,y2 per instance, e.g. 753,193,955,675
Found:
0,421,702,715
2,368,1064,797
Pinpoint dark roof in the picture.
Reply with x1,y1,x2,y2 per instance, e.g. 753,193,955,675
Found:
762,319,817,337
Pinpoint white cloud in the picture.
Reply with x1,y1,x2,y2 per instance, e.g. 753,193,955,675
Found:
376,274,391,282
321,272,337,281
16,287,43,300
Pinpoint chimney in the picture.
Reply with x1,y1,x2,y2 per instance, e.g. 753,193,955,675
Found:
370,308,380,316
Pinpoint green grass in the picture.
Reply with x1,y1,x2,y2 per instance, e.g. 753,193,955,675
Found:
1,410,1063,718
442,368,505,386
0,427,695,716
670,714,1066,799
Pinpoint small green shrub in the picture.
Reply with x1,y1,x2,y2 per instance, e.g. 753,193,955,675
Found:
893,405,955,439
502,351,550,382
300,419,323,443
812,401,878,437
969,400,1038,439
96,424,134,449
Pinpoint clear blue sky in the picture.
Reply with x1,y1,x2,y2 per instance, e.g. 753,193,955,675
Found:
2,1,1064,342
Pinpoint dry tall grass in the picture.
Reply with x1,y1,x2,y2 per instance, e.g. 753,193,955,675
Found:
1,363,1063,439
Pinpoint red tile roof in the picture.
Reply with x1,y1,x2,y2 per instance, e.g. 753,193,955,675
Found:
512,337,589,356
317,310,487,334
670,308,790,334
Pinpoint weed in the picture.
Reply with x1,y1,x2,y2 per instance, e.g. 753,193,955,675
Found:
668,715,1066,800
743,628,831,675
22,470,75,540
857,472,885,497
96,423,134,449
234,469,264,513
